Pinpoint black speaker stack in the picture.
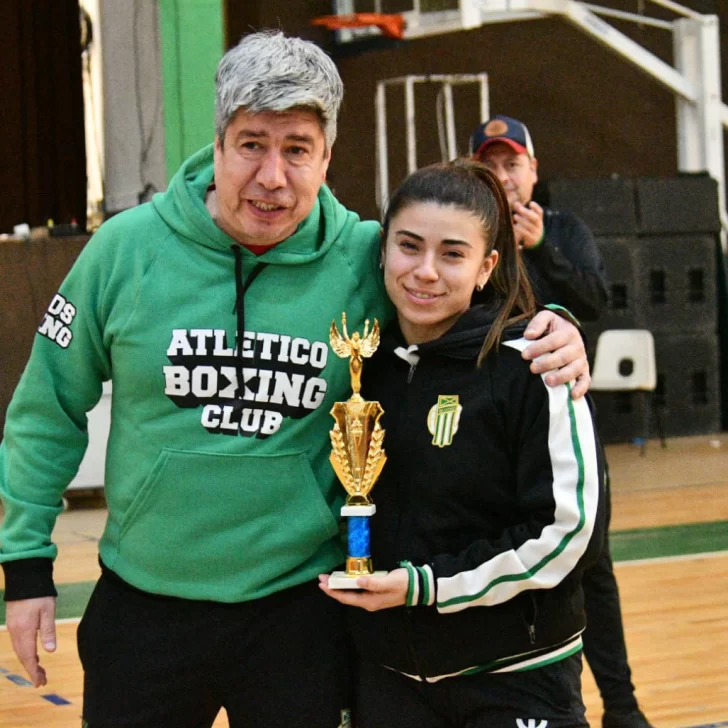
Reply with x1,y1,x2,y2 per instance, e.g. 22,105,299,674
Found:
546,175,727,443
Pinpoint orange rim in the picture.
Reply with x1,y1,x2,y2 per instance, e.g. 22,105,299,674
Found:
311,13,405,40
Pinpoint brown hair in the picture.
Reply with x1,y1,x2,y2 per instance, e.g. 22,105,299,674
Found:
382,159,536,364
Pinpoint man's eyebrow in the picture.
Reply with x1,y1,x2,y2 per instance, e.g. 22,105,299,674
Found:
234,130,315,145
287,134,316,145
235,128,269,139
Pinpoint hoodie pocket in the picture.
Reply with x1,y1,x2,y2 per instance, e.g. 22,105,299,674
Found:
116,448,340,599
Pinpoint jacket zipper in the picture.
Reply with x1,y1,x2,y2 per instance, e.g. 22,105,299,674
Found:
399,356,427,679
525,592,539,644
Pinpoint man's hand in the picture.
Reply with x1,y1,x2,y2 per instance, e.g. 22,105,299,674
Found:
318,569,408,611
5,597,57,687
513,201,544,249
522,310,590,399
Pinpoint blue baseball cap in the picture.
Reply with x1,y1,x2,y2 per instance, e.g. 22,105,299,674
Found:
471,115,535,159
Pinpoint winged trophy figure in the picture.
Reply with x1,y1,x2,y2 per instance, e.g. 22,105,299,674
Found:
329,313,380,395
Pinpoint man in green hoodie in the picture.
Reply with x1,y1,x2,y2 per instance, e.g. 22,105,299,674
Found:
0,31,592,728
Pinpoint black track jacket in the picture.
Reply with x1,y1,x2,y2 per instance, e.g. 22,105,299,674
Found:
350,304,605,680
524,209,607,322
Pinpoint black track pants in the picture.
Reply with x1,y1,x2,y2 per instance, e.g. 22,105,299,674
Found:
581,464,639,713
354,653,589,728
78,568,351,728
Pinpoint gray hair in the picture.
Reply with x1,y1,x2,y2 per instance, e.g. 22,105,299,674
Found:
215,31,344,149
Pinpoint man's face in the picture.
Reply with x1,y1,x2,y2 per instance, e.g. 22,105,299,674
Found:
477,142,538,209
213,108,331,247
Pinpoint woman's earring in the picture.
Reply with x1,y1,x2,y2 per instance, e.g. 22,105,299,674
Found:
476,283,484,291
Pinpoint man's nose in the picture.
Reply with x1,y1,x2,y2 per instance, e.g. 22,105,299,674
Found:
256,151,286,189
494,165,510,185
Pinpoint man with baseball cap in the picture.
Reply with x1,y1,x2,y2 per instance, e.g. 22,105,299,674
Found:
471,114,607,321
472,115,654,728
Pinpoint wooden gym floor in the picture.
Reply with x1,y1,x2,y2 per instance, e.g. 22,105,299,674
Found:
1,433,727,728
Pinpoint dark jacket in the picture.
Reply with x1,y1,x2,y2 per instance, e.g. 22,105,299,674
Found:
350,304,605,680
524,208,607,322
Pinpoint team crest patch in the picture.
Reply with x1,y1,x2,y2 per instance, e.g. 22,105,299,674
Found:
427,395,462,448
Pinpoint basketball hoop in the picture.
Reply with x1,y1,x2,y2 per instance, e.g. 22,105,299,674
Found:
311,13,406,40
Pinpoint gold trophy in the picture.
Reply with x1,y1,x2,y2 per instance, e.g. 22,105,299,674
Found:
328,313,388,589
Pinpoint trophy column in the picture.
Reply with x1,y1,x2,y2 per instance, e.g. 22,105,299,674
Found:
330,505,377,588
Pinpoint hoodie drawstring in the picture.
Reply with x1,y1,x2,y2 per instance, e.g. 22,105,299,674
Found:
231,245,267,399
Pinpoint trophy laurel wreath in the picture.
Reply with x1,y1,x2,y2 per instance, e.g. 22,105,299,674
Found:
328,313,388,588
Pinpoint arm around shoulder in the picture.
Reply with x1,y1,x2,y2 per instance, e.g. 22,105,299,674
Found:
522,309,591,397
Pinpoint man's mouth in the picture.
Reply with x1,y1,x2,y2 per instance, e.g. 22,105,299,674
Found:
250,200,285,212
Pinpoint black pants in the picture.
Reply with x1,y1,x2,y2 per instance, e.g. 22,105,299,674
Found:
581,461,639,713
77,568,351,728
354,654,588,728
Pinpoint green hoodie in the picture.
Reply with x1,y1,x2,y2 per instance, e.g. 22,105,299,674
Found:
0,145,392,602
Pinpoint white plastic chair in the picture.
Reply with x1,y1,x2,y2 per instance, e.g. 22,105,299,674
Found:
591,329,666,454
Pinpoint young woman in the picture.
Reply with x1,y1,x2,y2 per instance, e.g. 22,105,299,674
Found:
320,160,604,728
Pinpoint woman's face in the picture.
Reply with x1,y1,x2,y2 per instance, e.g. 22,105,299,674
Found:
383,202,498,345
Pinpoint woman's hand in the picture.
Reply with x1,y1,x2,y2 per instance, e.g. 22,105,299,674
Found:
522,310,590,399
318,569,409,611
